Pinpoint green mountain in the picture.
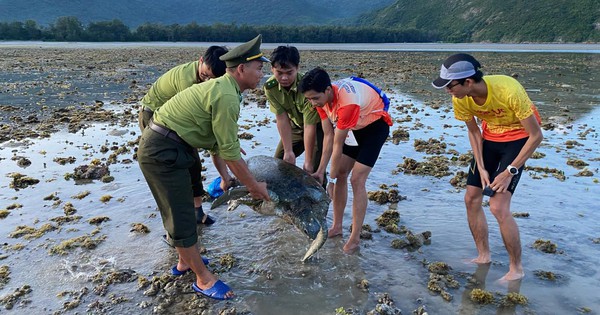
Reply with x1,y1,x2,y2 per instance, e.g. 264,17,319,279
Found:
1,0,598,42
356,0,600,42
0,0,394,27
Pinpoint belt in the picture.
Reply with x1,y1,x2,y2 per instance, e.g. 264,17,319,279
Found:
149,120,189,146
143,106,153,113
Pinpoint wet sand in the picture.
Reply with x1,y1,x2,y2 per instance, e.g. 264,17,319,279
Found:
0,46,599,314
1,45,598,130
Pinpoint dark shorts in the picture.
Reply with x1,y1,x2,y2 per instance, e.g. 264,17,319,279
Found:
466,137,528,195
342,118,390,168
137,127,199,248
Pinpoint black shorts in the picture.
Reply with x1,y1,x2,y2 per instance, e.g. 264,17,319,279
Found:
342,118,390,168
466,137,528,195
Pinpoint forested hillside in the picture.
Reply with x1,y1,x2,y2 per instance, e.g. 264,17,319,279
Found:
0,0,393,27
0,0,598,42
356,0,600,42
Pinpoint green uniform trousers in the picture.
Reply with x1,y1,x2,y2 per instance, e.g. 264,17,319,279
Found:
137,127,199,248
274,123,324,173
138,106,205,197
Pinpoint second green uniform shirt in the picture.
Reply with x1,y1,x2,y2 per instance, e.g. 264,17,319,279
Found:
264,73,320,128
141,60,200,111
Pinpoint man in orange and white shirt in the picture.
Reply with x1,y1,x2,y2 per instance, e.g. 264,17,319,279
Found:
299,67,392,254
433,53,543,282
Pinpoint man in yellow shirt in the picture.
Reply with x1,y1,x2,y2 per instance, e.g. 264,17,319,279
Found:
433,53,543,281
137,35,271,300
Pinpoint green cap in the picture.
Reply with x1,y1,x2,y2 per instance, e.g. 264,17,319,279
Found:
220,34,270,68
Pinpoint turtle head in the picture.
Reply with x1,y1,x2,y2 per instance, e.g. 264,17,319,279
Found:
299,214,327,241
298,198,329,262
301,219,328,262
295,197,329,240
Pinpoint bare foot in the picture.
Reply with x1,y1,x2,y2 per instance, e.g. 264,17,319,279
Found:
328,227,342,238
460,256,491,265
498,271,525,283
176,262,189,271
470,254,492,264
343,240,360,254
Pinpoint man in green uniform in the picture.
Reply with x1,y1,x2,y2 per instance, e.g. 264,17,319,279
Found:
263,46,324,182
137,35,271,300
138,45,228,225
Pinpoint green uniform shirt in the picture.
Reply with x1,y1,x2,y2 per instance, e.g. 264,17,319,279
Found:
153,73,242,161
141,60,200,111
264,73,320,128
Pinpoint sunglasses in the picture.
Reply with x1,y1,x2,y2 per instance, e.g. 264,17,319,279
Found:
445,81,461,90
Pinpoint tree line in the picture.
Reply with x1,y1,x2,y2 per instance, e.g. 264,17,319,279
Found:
0,17,439,43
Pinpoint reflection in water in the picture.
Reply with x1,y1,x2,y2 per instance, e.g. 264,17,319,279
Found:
459,263,524,315
165,208,372,314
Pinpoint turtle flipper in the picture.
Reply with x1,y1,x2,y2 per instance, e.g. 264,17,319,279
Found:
211,186,250,209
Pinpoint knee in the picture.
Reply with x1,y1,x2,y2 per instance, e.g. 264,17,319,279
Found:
349,173,367,189
489,204,511,222
337,169,351,180
464,191,482,209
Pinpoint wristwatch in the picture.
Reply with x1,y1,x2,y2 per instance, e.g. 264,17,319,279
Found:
507,165,519,176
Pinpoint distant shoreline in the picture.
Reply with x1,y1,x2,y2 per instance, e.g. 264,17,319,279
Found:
1,41,599,53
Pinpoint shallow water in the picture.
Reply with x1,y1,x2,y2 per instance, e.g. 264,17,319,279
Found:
1,88,599,314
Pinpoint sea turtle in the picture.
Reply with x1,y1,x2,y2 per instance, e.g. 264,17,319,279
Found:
212,155,330,261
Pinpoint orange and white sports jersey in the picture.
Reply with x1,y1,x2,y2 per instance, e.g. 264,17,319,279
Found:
453,75,541,142
316,78,392,130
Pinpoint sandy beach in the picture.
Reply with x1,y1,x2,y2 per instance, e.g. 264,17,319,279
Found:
0,45,599,314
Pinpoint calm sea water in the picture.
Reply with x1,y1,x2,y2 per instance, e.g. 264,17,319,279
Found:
2,41,600,53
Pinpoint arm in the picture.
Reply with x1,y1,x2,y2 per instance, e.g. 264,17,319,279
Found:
311,118,334,183
225,158,270,200
275,112,296,165
329,103,358,177
491,115,543,193
465,118,489,188
303,123,317,173
302,100,321,173
211,154,235,191
211,93,267,199
329,127,349,179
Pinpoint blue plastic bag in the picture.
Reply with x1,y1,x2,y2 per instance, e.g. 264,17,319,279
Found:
207,177,224,198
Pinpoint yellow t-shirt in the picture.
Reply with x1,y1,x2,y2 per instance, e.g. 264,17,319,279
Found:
453,75,541,142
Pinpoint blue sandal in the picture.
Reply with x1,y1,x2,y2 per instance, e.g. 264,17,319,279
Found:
192,280,234,300
171,257,210,276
